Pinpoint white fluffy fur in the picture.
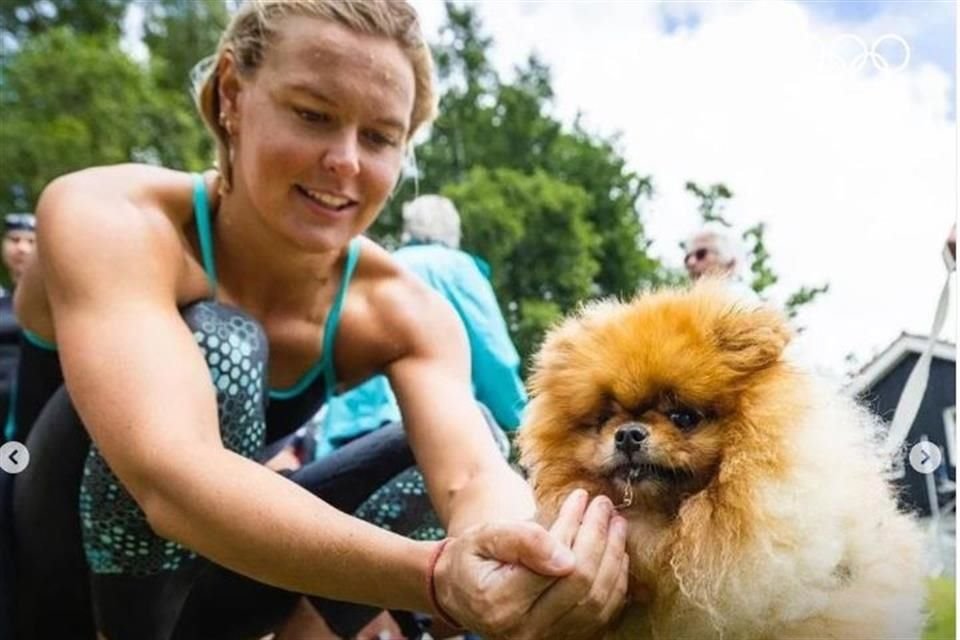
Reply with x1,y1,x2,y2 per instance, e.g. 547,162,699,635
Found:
609,375,928,640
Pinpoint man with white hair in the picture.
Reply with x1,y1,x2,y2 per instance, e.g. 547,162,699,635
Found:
1,213,37,443
683,224,743,281
400,194,462,249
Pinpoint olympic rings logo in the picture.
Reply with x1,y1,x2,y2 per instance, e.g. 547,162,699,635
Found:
820,34,911,75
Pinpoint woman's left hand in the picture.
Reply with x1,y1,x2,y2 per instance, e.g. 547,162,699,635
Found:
521,494,630,639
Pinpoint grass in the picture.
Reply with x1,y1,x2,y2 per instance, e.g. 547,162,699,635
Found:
924,577,956,640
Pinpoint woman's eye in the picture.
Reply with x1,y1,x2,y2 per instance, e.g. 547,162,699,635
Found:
295,108,330,124
668,408,702,430
364,130,398,148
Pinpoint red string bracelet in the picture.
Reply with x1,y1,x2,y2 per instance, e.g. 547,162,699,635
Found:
426,537,465,632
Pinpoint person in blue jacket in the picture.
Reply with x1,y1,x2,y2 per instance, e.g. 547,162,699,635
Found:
315,194,527,457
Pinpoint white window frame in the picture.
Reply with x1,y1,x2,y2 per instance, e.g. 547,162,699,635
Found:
943,406,956,468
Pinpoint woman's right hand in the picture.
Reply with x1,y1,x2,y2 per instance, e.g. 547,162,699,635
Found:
433,489,628,639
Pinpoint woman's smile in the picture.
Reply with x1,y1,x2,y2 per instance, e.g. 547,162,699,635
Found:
295,184,358,220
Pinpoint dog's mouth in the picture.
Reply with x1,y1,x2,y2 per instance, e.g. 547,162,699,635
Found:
610,461,686,483
604,461,694,510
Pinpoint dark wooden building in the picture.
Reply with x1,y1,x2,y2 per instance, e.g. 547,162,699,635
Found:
847,333,956,517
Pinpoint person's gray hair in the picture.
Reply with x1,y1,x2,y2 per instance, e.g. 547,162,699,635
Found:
685,223,745,277
401,195,461,248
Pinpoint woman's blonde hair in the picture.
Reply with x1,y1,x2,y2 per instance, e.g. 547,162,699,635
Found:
193,0,436,190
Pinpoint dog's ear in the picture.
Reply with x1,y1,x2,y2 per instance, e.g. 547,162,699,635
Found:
712,305,791,374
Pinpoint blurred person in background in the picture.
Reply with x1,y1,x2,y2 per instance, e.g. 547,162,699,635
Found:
683,223,743,281
312,194,526,458
682,224,759,305
1,212,37,442
1,213,37,289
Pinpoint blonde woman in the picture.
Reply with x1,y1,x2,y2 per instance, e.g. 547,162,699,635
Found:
4,2,627,639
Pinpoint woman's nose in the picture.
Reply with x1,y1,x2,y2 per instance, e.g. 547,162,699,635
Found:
322,131,360,179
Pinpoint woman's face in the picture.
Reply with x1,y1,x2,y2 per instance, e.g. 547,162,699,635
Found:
222,16,415,252
2,230,36,283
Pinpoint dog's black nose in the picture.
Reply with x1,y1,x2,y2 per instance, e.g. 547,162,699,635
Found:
615,424,648,454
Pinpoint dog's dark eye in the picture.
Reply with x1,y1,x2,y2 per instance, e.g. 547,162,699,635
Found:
589,398,620,431
668,409,702,430
593,408,614,431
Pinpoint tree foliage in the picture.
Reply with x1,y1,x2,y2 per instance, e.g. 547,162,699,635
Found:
1,0,127,44
684,181,733,227
0,0,227,210
0,28,158,212
0,0,828,360
372,2,662,367
444,167,599,363
140,0,227,171
142,0,228,94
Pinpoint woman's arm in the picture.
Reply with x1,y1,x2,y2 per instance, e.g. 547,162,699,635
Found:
34,173,435,612
382,274,628,638
383,280,534,532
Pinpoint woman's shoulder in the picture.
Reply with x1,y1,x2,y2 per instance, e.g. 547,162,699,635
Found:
350,238,458,342
41,163,213,229
34,165,217,291
353,238,433,308
19,166,211,337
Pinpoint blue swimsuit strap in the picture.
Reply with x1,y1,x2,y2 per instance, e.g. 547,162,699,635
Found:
192,173,218,291
191,174,361,401
319,239,360,401
268,239,360,400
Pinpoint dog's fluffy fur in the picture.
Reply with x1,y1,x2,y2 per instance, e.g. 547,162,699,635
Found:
518,282,927,639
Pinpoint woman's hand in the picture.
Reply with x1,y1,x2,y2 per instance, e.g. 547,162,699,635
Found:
432,489,628,639
523,493,629,639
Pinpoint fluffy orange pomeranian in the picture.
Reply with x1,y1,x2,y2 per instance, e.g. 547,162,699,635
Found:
518,282,927,639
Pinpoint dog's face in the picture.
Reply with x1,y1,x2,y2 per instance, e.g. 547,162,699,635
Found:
519,282,793,515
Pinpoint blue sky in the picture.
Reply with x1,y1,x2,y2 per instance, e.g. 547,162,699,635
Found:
656,1,956,117
801,0,956,114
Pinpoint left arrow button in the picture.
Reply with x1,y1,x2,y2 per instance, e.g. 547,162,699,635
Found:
0,441,30,474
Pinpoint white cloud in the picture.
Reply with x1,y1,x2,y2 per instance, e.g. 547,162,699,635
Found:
412,0,956,373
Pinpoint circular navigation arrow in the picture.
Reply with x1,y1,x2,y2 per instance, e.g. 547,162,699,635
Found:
0,441,30,474
908,441,943,475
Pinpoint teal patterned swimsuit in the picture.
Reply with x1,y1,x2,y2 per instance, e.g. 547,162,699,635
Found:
79,302,270,575
76,174,362,576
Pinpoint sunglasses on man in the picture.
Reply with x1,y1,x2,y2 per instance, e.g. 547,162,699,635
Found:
685,247,713,263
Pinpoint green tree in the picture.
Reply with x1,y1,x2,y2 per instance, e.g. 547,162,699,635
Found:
742,222,778,293
372,2,663,365
444,168,599,369
684,181,733,227
0,2,220,214
0,28,161,213
1,0,127,45
140,0,228,171
784,283,830,320
141,0,228,94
